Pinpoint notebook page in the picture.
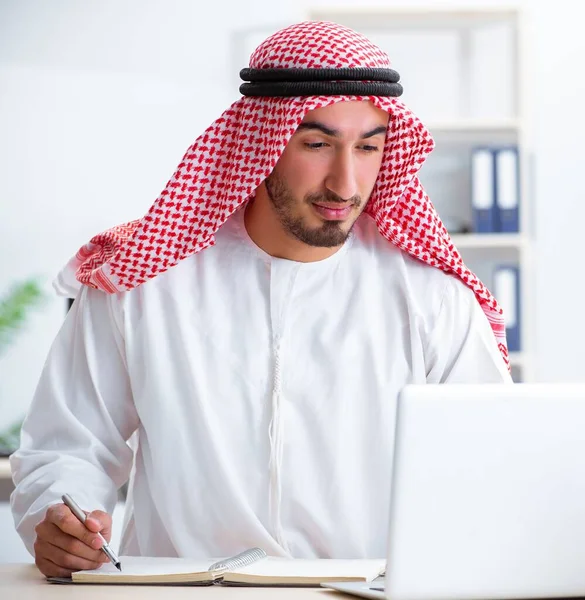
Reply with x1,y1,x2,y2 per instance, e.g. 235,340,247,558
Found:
231,557,385,579
75,556,215,578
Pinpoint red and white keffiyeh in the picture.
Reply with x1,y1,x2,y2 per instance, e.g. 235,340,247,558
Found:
58,21,509,368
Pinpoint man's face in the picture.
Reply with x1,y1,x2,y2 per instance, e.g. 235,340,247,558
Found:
264,100,389,248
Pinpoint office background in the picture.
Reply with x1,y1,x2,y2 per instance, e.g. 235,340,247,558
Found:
1,0,583,561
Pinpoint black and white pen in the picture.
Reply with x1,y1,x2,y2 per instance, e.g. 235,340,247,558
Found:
61,493,122,571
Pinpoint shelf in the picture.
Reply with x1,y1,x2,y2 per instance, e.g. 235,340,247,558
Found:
309,8,519,30
0,458,11,480
450,234,527,249
425,119,521,134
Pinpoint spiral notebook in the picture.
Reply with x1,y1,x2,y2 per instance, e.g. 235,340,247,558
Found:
63,547,385,587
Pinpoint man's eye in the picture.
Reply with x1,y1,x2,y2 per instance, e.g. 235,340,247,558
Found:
304,142,328,149
360,145,379,153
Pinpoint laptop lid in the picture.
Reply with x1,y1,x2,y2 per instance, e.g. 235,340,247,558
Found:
385,383,585,600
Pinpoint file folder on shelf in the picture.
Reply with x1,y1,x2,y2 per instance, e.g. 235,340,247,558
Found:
471,147,497,233
495,146,520,233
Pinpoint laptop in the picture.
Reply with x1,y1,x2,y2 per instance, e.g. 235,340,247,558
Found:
323,383,585,600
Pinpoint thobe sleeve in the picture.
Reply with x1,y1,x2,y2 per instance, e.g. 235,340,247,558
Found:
9,285,139,556
425,277,513,383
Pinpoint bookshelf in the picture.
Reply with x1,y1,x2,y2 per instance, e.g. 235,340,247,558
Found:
308,6,532,382
450,234,527,249
426,119,521,133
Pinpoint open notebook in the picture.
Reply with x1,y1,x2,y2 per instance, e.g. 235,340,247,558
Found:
65,548,385,586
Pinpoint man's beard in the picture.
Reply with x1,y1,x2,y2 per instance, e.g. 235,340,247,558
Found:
264,172,363,248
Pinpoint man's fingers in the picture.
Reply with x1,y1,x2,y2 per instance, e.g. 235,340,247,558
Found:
33,504,113,578
46,504,102,549
42,540,103,571
35,555,73,578
85,510,112,542
35,539,102,573
39,522,105,562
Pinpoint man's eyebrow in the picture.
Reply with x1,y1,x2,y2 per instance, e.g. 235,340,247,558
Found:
296,121,388,139
362,125,388,139
296,122,339,136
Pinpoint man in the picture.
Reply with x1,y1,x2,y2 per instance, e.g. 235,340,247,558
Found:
11,21,511,578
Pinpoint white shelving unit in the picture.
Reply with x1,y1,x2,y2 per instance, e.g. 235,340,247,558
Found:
450,234,528,249
308,6,533,381
426,119,521,132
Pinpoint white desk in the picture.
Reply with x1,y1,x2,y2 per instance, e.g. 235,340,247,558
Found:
0,564,340,598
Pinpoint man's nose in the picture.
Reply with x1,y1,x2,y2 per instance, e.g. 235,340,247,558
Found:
325,150,358,201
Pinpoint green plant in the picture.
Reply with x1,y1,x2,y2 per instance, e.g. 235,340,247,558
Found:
0,278,46,355
0,420,22,453
0,278,47,454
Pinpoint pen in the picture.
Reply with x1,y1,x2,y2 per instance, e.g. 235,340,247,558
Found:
61,493,122,571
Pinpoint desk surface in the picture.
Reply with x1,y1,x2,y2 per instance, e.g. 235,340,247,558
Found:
0,564,341,598
0,458,11,480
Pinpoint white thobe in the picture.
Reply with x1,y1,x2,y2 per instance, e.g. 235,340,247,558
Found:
10,209,511,560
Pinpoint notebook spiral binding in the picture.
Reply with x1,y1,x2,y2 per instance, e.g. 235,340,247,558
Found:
208,547,267,574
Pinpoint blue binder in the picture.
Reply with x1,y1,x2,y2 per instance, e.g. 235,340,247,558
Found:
494,146,520,233
471,147,497,233
493,265,521,352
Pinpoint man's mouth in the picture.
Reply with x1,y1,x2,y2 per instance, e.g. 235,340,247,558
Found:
312,202,353,221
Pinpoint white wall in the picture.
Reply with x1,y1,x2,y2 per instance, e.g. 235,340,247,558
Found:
530,2,585,381
1,0,584,556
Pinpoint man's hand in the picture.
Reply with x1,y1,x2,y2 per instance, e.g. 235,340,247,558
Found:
33,503,113,577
